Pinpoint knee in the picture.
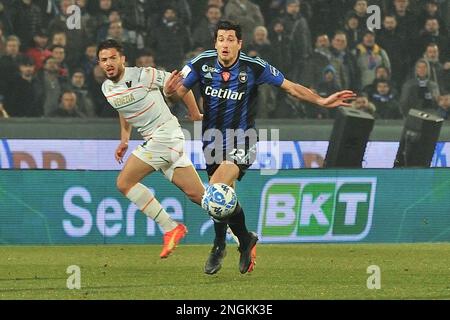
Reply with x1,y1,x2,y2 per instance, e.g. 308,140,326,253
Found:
116,176,133,195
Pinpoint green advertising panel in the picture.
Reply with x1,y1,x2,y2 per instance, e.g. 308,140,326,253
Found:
0,169,449,244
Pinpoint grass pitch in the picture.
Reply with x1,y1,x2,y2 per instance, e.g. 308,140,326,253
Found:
0,244,449,300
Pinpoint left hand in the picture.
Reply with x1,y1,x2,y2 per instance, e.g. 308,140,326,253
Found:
319,90,356,108
188,113,203,121
163,70,184,97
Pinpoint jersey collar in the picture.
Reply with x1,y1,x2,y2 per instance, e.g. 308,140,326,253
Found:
216,51,241,71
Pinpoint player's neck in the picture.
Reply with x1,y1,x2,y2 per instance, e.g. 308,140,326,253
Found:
218,54,239,68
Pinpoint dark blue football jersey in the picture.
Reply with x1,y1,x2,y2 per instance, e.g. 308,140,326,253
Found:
182,50,285,151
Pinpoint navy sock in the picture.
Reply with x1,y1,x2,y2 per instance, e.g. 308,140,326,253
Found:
228,203,251,248
213,221,227,247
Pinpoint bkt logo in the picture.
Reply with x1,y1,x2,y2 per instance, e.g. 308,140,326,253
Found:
258,178,376,242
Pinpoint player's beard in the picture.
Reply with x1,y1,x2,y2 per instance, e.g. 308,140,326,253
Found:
107,65,124,82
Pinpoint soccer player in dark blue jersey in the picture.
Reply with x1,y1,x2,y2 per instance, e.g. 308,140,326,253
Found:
163,21,356,275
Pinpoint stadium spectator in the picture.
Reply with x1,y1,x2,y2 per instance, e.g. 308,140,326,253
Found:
50,45,69,79
278,0,312,82
116,0,149,49
135,49,156,68
148,6,192,71
105,21,137,65
248,26,277,118
9,0,43,49
78,43,98,77
4,55,42,117
416,17,449,61
51,31,67,48
347,0,369,32
351,94,376,116
247,26,271,59
37,56,64,116
93,0,115,37
363,66,399,97
355,30,391,88
376,14,410,86
329,31,360,91
0,35,22,98
26,30,52,71
435,93,450,119
147,0,192,28
75,0,98,44
368,79,402,119
310,64,342,119
390,0,418,39
47,0,88,70
49,90,85,118
342,12,363,51
422,43,447,93
35,0,59,27
302,33,332,88
224,0,265,45
96,9,123,43
69,69,96,117
267,18,292,77
418,0,447,35
192,4,222,51
400,59,440,116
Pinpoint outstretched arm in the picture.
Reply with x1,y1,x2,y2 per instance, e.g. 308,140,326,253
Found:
280,79,356,108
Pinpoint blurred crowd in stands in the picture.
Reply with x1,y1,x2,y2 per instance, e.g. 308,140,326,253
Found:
0,0,449,120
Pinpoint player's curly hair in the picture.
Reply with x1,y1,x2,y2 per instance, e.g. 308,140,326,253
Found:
96,39,124,58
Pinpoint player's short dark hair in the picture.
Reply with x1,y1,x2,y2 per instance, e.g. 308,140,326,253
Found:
97,39,124,58
215,20,242,41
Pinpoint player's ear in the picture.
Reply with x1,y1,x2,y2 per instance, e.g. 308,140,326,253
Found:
120,55,126,65
237,40,243,50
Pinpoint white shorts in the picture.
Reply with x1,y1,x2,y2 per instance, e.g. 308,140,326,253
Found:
132,118,192,181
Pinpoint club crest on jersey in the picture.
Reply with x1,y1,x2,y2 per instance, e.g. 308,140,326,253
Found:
126,81,132,88
221,71,231,82
238,71,248,83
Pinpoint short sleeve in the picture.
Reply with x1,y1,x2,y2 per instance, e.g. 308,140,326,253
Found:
256,62,285,87
181,63,200,89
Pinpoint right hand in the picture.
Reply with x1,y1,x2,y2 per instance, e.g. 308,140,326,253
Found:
115,142,129,164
